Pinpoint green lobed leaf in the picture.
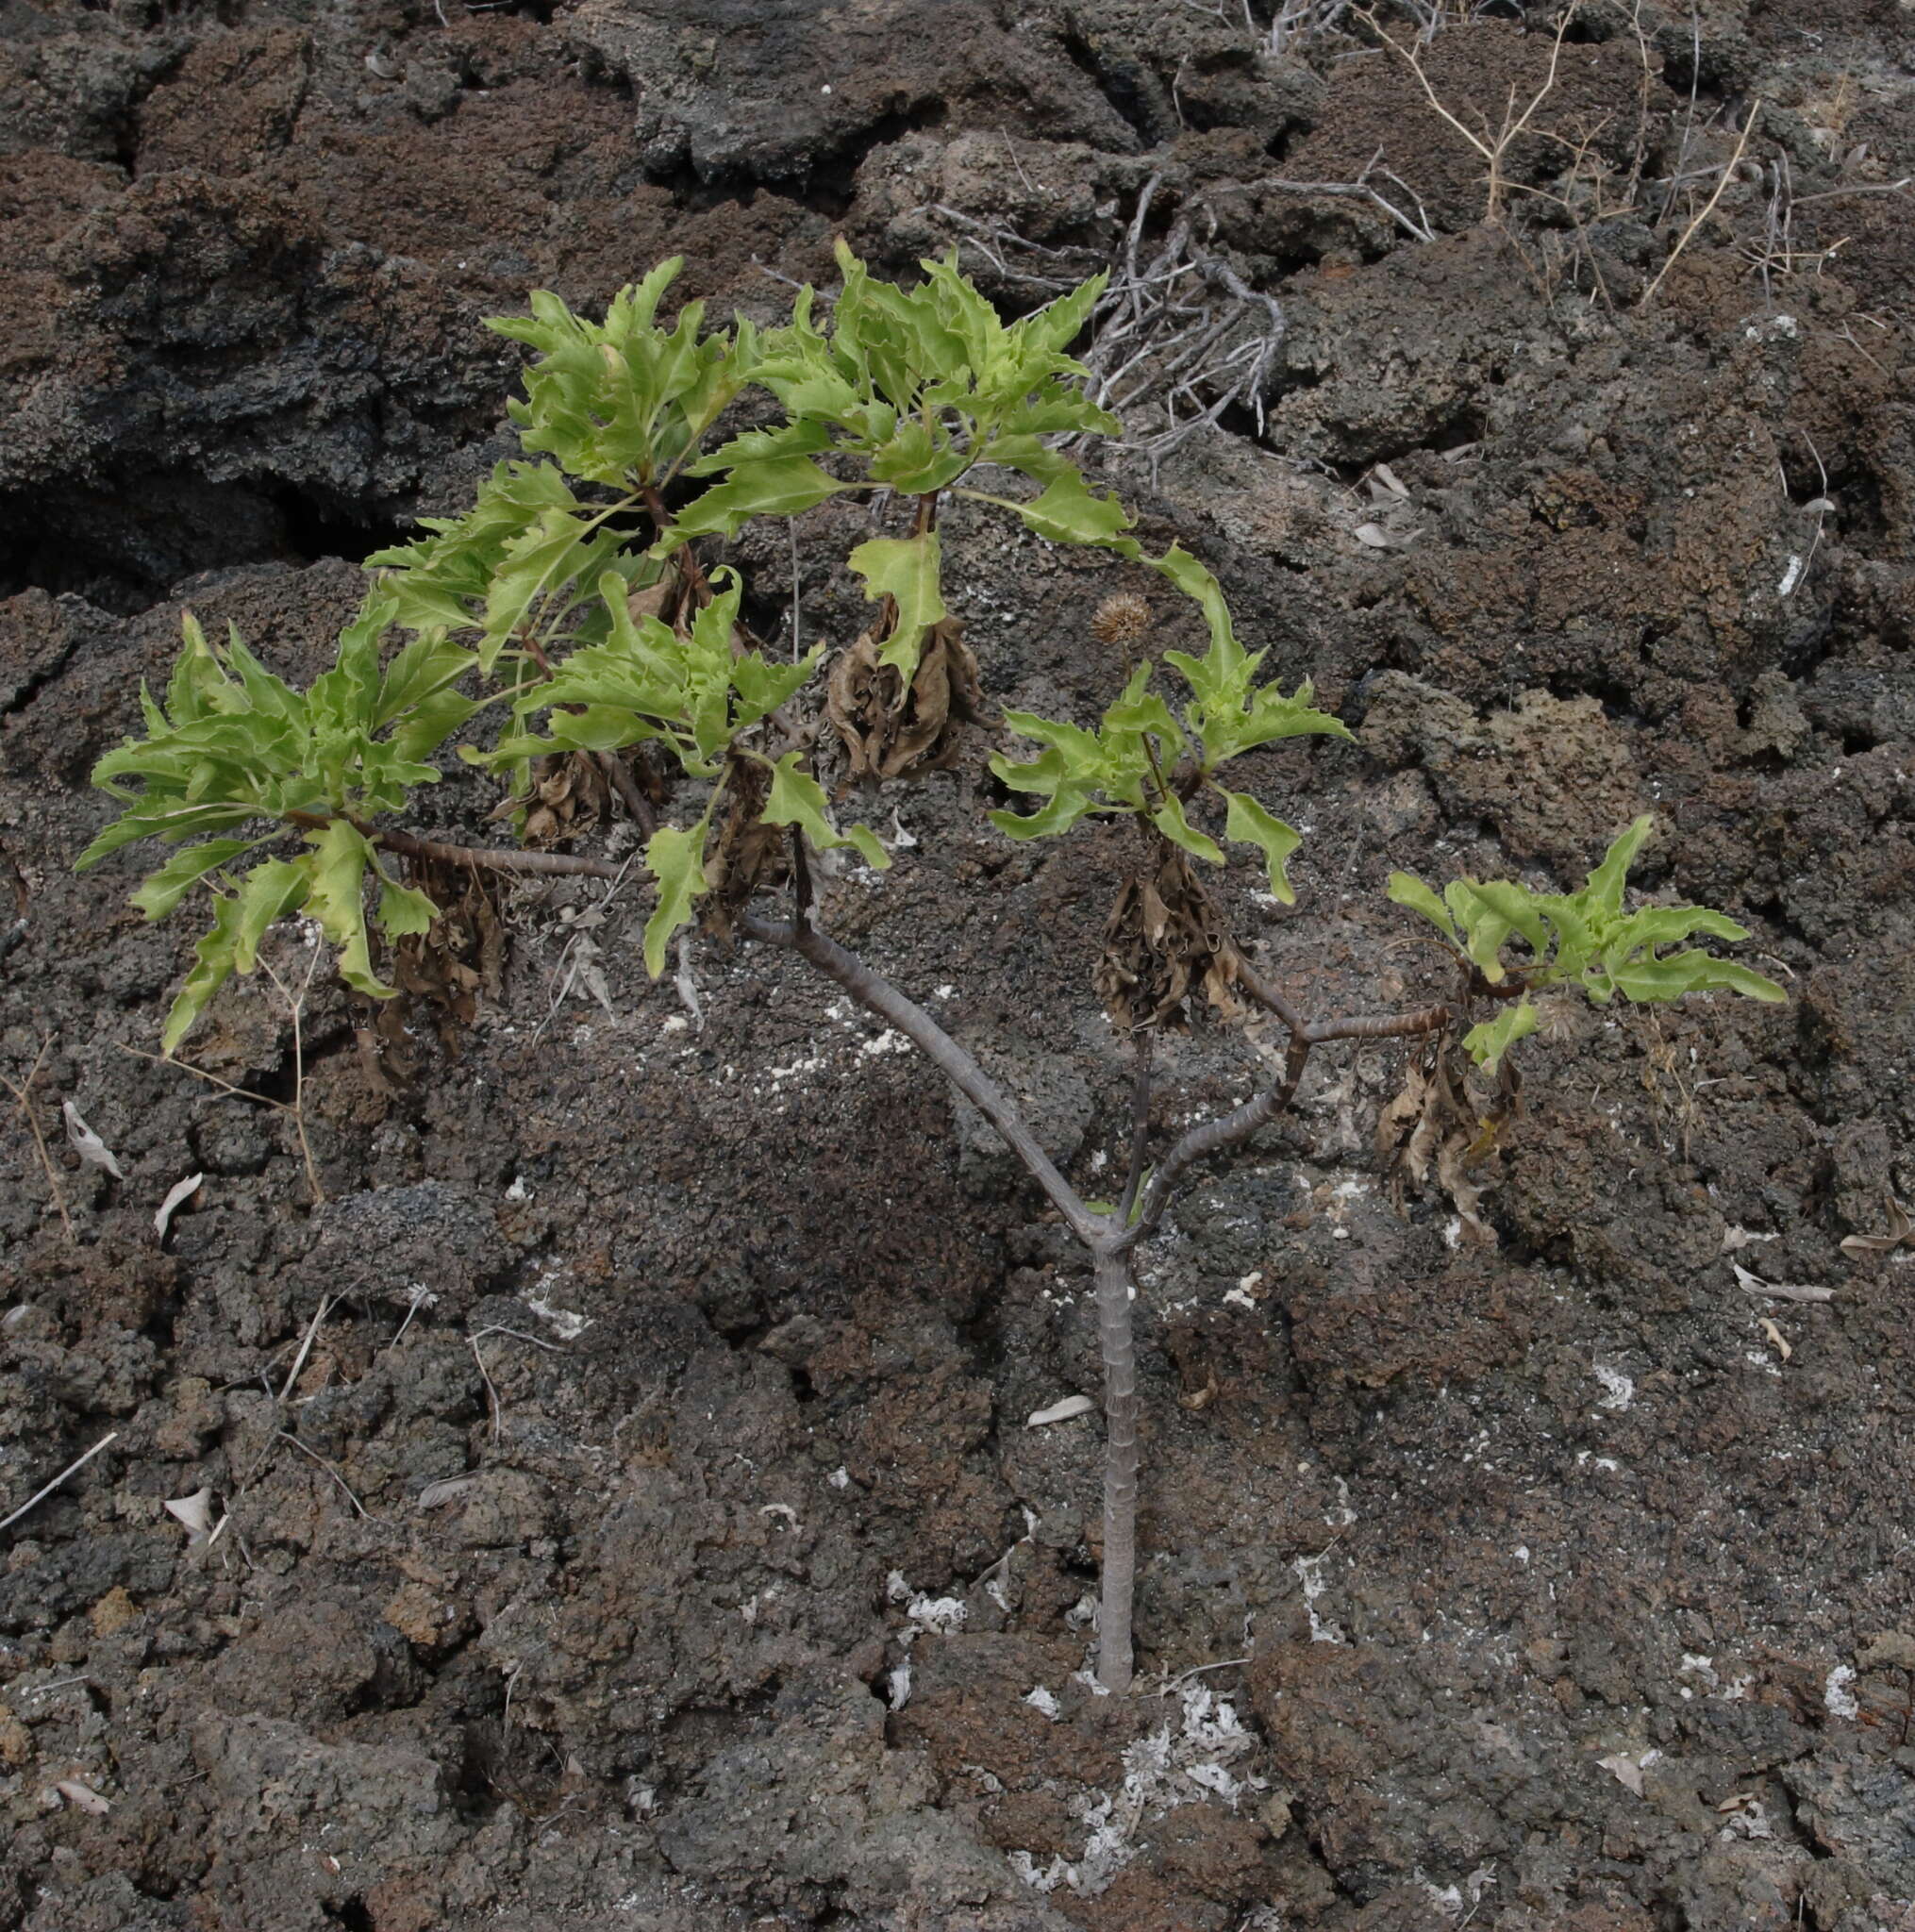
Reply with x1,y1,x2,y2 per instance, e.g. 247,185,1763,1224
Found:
375,629,478,729
759,753,891,870
1460,878,1551,958
1385,872,1460,944
641,823,711,978
1013,468,1137,549
1463,999,1540,1074
1444,882,1519,983
1151,795,1224,865
1610,949,1788,1006
231,858,311,974
730,645,824,733
1221,791,1304,903
661,458,848,552
479,508,614,675
129,838,264,920
388,689,481,766
302,820,391,999
165,614,231,728
847,532,947,678
77,803,264,869
976,433,1079,489
1101,669,1187,758
1018,270,1107,358
161,893,245,1056
987,791,1099,841
1152,547,1244,695
368,462,584,638
485,262,753,489
376,874,440,941
1586,815,1654,914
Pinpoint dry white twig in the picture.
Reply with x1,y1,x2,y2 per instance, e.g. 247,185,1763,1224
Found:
1644,100,1759,306
0,1035,73,1241
0,1431,120,1536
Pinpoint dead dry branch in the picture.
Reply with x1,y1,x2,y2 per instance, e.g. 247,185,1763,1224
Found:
0,1033,74,1241
1368,2,1578,227
936,177,1287,475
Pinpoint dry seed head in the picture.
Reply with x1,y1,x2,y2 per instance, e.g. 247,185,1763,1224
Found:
1092,592,1152,646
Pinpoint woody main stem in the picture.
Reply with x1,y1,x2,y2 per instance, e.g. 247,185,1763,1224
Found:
1091,1238,1141,1693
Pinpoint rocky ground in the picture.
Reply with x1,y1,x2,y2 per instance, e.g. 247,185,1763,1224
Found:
4,0,1915,1926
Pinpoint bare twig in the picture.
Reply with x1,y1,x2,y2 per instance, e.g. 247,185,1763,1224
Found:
1643,100,1759,306
468,1323,571,1443
594,751,656,836
1154,1655,1251,1694
1259,147,1438,244
1,1431,119,1536
1119,1036,1154,1225
1,1034,74,1241
1123,1036,1312,1244
121,1041,319,1210
529,850,643,1046
1371,3,1577,227
280,1294,333,1403
471,1335,503,1441
372,825,625,880
275,1432,376,1518
259,945,325,1206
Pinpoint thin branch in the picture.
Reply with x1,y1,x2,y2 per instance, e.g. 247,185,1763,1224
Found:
468,1323,570,1443
1121,1037,1311,1247
275,1431,375,1519
1643,100,1759,306
1,1431,118,1535
1371,4,1576,226
1106,953,1457,1247
1258,150,1438,244
1307,1004,1454,1044
280,1294,333,1403
281,808,626,880
594,751,656,835
1,1034,74,1241
258,947,325,1206
739,910,1103,1242
373,825,626,880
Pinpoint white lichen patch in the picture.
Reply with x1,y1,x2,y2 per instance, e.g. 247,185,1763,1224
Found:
1592,1363,1635,1411
523,1279,591,1341
1824,1664,1859,1720
1007,1684,1258,1898
1293,1554,1347,1645
886,1571,968,1636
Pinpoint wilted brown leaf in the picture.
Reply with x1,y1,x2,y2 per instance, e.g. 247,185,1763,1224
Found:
1376,1043,1514,1244
392,861,506,1047
707,755,785,937
1840,1194,1915,1259
1093,845,1238,1034
827,619,981,783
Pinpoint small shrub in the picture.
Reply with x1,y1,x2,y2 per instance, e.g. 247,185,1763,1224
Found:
82,247,1783,1690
